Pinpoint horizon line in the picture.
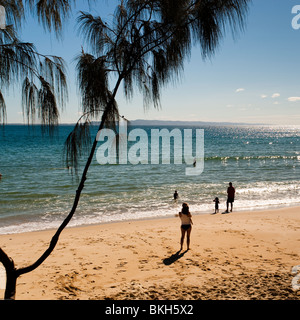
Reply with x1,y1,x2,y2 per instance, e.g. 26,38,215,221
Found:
3,119,272,126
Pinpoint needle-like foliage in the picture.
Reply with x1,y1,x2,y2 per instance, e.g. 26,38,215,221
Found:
0,0,73,130
70,0,250,168
0,0,79,300
77,0,249,109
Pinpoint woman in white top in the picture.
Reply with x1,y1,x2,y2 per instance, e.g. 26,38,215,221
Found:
178,202,193,251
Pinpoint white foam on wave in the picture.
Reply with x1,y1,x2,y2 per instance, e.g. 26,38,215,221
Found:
1,180,300,235
1,196,300,235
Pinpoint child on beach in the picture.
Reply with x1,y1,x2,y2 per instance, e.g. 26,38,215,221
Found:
213,197,220,214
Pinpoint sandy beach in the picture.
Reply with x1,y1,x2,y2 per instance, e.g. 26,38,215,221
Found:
0,206,300,300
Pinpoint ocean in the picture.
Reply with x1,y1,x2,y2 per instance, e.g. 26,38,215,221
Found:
0,124,299,234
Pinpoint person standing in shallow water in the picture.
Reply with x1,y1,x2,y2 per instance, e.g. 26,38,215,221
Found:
225,182,235,213
173,190,179,202
178,202,193,251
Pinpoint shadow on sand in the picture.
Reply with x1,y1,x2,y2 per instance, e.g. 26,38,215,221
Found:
163,250,188,266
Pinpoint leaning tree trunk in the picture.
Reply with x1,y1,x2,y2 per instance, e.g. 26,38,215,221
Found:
0,105,114,300
0,248,17,300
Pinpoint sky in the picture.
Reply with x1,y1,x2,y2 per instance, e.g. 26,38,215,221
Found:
3,0,300,125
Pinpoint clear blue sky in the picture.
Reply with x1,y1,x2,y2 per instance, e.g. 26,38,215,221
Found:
4,0,300,125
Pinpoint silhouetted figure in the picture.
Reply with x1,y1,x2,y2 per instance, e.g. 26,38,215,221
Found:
173,190,179,201
213,197,220,214
225,182,235,213
178,202,193,251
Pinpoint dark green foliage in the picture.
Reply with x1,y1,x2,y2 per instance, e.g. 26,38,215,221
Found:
70,0,250,168
76,0,249,114
0,0,72,128
64,119,92,173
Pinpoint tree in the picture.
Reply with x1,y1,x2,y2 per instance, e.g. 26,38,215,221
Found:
0,0,74,129
0,0,251,299
0,0,76,299
67,0,250,169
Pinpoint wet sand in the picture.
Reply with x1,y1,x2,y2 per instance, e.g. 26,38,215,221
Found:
0,207,300,300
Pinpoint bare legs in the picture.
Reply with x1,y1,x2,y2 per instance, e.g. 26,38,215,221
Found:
180,228,185,250
226,200,233,213
180,227,192,251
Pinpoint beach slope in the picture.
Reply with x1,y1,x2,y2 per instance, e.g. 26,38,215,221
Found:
0,207,300,300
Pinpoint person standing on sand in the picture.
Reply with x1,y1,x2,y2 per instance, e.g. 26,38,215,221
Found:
178,202,193,251
213,197,220,214
225,182,235,213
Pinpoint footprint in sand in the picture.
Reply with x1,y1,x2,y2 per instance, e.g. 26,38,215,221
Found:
116,261,128,269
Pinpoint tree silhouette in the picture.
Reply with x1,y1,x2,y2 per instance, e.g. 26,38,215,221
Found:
0,0,250,299
0,0,75,129
0,0,75,299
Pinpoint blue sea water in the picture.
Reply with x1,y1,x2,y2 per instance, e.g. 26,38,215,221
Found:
0,124,300,234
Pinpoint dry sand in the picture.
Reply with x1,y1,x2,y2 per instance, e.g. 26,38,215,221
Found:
0,207,300,300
